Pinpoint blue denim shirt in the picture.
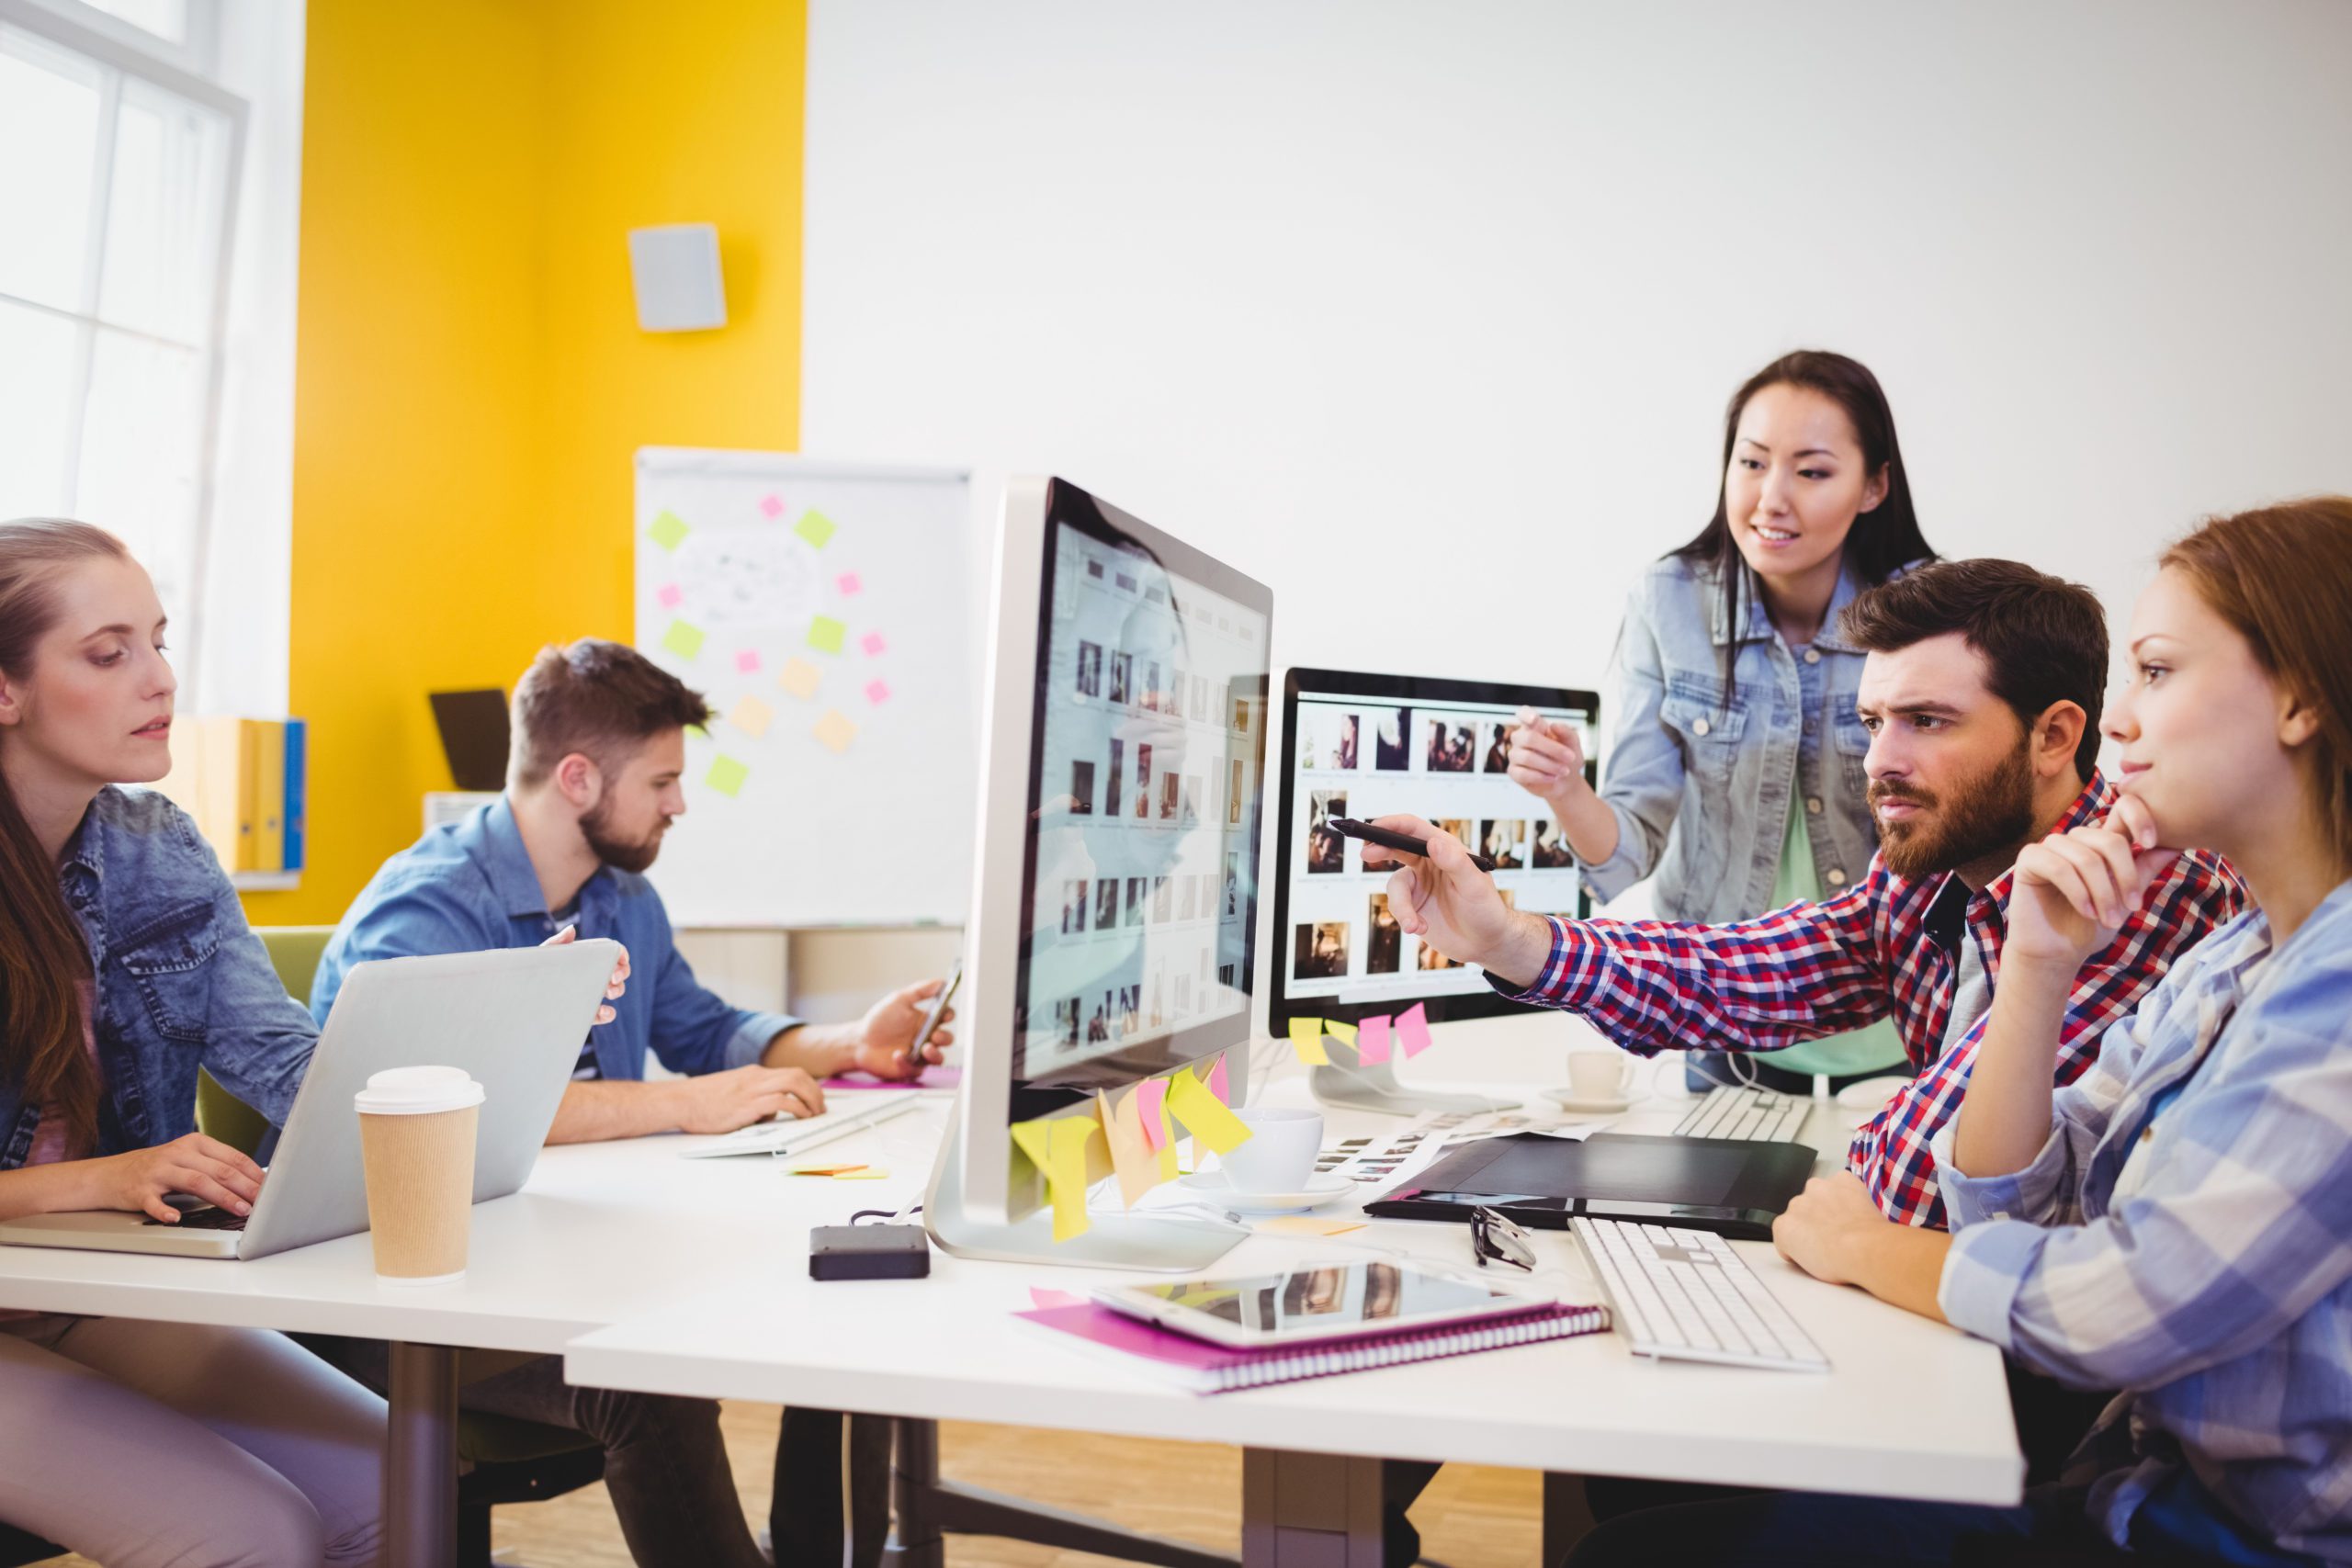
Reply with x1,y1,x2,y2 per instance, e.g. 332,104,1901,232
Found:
1579,553,1892,921
311,797,798,1080
2,787,320,1168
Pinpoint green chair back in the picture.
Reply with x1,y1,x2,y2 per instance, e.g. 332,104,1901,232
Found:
195,925,338,1157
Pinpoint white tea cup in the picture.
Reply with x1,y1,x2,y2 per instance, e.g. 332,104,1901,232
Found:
1217,1108,1323,1194
1565,1050,1638,1103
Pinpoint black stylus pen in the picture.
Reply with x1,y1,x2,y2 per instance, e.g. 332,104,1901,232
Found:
1322,817,1499,874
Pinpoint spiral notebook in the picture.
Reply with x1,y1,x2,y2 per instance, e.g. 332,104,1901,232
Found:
1017,1300,1610,1394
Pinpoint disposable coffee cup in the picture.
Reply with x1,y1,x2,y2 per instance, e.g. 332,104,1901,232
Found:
1219,1107,1323,1195
355,1066,484,1285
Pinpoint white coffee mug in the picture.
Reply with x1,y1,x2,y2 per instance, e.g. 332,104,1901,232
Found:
1217,1107,1324,1194
1565,1050,1638,1102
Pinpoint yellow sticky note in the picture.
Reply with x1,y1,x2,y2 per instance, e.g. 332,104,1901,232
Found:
788,1163,864,1176
807,615,847,655
1047,1116,1097,1242
1326,1021,1358,1049
647,511,689,551
1166,1067,1253,1156
1256,1215,1367,1237
795,509,836,549
1010,1118,1053,1176
1287,1017,1329,1066
778,657,822,701
1099,1089,1163,1208
729,694,773,739
814,709,856,754
661,619,706,660
705,756,749,797
833,1168,889,1180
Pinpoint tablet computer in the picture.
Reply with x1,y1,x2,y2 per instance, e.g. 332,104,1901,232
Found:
1091,1260,1538,1349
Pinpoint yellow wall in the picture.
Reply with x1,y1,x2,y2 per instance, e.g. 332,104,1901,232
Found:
248,0,805,926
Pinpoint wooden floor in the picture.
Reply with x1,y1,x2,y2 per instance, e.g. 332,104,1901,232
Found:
48,1402,1544,1567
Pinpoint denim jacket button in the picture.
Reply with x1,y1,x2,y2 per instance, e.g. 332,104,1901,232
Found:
1804,649,1822,665
1692,717,1711,737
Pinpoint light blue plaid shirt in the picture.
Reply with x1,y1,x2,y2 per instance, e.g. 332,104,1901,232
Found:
1933,880,2352,1562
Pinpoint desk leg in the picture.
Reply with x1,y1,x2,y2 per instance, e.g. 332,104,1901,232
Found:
1241,1449,1382,1567
385,1341,459,1568
1541,1472,1594,1565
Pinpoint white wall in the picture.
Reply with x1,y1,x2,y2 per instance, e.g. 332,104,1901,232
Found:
804,0,2352,703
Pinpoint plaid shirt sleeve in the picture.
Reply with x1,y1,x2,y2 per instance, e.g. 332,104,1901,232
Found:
1848,847,2247,1229
1502,873,1898,1057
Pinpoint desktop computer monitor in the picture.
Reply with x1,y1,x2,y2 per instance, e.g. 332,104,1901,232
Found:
1269,668,1600,1111
929,477,1272,1269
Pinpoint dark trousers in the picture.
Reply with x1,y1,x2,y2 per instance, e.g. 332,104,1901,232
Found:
1564,1483,2135,1567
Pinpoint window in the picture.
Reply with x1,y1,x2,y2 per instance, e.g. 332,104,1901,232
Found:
0,0,240,643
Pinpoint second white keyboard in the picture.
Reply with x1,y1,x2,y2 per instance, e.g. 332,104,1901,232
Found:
1573,1216,1829,1371
1672,1084,1812,1143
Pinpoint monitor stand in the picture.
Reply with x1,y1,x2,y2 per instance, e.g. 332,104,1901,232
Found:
922,1121,1249,1272
1306,1042,1511,1116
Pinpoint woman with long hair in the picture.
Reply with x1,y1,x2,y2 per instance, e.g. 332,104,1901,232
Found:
0,517,387,1566
1509,348,1936,1090
1575,498,2352,1565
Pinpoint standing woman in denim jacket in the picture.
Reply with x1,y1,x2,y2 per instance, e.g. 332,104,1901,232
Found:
1510,351,1936,1091
0,518,387,1567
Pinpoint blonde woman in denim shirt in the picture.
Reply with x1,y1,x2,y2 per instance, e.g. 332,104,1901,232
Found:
1510,350,1936,1091
0,519,390,1567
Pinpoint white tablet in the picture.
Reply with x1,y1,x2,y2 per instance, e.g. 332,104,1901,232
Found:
1093,1260,1539,1349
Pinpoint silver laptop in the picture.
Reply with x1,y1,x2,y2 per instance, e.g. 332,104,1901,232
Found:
0,941,621,1261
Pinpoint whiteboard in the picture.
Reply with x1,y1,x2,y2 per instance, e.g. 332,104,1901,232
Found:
633,448,975,927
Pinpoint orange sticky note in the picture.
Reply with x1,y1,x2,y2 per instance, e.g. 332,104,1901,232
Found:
728,694,773,739
813,709,856,754
833,1168,890,1179
787,1162,864,1176
1098,1089,1163,1207
1357,1014,1393,1066
778,658,822,701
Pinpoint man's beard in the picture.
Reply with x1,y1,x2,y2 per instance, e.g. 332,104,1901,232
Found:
1870,733,2040,881
581,798,669,874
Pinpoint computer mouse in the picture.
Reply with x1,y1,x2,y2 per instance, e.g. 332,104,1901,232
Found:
1834,1077,1914,1112
160,1191,209,1213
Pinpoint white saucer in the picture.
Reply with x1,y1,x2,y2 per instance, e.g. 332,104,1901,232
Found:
1544,1088,1635,1116
1179,1170,1355,1214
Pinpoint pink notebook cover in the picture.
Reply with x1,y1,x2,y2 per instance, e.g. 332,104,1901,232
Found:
1017,1299,1608,1393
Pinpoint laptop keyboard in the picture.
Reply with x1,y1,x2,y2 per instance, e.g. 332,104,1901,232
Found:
1672,1085,1812,1143
144,1207,249,1232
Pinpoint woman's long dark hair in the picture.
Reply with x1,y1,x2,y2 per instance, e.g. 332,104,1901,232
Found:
1670,350,1936,700
0,518,129,1158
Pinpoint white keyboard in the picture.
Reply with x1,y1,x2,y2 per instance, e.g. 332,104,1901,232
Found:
1573,1217,1829,1371
678,1093,922,1159
1672,1084,1811,1143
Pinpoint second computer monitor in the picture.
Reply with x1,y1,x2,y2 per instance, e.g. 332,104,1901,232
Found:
1269,667,1599,1037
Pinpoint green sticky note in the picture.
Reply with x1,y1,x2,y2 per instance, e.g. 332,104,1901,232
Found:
705,756,749,797
648,511,690,551
662,619,706,660
806,615,846,655
794,509,836,549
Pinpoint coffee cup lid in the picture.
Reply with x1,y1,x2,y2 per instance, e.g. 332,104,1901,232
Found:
355,1065,484,1116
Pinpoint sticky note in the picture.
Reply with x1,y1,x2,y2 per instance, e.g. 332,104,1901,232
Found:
1256,1216,1367,1237
1011,1118,1053,1175
778,658,821,701
1287,1017,1329,1066
728,695,773,739
837,571,863,595
735,649,762,674
705,756,749,797
1166,1067,1252,1156
807,615,846,655
655,582,684,609
813,709,856,755
865,679,891,705
759,494,785,519
1327,1020,1359,1051
1030,1287,1083,1310
685,723,709,740
1207,1055,1229,1105
1099,1089,1163,1207
788,1163,863,1176
647,511,689,551
861,631,888,657
1048,1116,1097,1242
1397,1001,1433,1058
661,619,706,660
795,509,837,548
1358,1014,1393,1066
1134,1078,1170,1150
834,1168,889,1180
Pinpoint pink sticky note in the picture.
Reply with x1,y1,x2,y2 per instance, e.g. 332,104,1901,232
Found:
837,571,863,596
759,494,785,519
1135,1078,1170,1150
735,649,762,674
865,679,891,705
1357,1014,1393,1066
655,583,684,610
861,631,887,657
1029,1286,1084,1310
1396,1002,1433,1058
1206,1055,1229,1104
